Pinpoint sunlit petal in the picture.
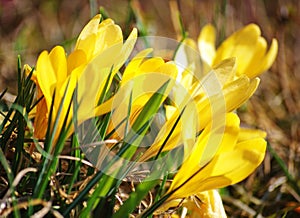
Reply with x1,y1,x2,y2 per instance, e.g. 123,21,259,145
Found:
198,24,216,66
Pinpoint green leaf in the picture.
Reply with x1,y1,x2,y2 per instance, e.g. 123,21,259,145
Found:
80,174,118,217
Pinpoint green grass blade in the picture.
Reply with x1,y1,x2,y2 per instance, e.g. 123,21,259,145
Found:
32,81,73,203
12,108,25,175
80,175,117,217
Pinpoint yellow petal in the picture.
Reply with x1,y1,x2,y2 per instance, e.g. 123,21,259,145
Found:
185,190,227,218
180,67,194,89
155,61,178,79
169,113,239,196
94,19,123,57
67,49,87,74
238,128,267,142
198,24,216,66
36,50,57,109
206,138,267,187
165,105,177,121
76,16,125,61
169,137,266,199
242,36,278,78
75,14,101,58
212,57,236,85
122,48,153,85
213,24,261,75
139,57,165,72
112,27,138,74
108,61,177,141
223,76,259,112
33,97,48,139
81,42,122,97
76,34,97,61
76,14,102,43
213,113,240,154
256,38,278,76
94,28,137,102
93,83,133,118
49,46,67,85
193,76,258,133
242,37,268,78
199,190,227,218
181,102,198,159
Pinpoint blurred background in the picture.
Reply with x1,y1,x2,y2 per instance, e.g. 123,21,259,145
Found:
1,0,300,216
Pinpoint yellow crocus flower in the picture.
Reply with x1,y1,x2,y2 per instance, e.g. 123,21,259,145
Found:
139,58,260,162
157,113,266,213
198,23,278,78
30,14,137,142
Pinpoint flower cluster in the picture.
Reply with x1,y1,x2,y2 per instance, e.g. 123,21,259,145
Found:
28,14,278,217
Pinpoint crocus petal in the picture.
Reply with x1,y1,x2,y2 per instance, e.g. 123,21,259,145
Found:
143,101,198,162
222,76,259,112
255,38,278,76
212,57,236,85
76,34,97,61
75,14,101,59
94,28,137,102
197,190,227,218
93,83,133,118
242,37,268,78
238,128,267,142
94,19,123,55
181,102,197,158
213,24,261,75
76,14,102,43
31,14,139,142
48,46,67,85
76,16,125,61
36,50,57,109
187,190,227,218
194,75,255,131
122,48,153,84
168,137,266,200
242,37,278,78
33,96,48,139
156,190,227,218
203,138,267,188
67,49,87,74
168,113,240,197
198,24,216,66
